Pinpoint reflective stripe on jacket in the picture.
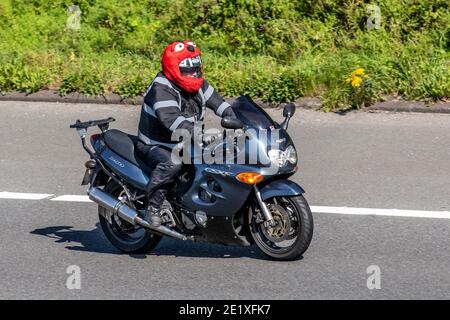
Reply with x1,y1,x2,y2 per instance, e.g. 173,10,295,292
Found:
138,72,233,147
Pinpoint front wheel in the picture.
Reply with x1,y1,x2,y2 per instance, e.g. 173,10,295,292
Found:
249,195,313,261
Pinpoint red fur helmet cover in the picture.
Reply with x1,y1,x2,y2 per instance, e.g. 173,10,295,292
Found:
161,40,204,93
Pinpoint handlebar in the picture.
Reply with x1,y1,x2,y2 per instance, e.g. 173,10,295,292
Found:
70,117,115,129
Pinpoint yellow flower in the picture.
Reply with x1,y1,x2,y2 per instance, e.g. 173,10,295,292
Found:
69,52,76,61
354,68,365,76
346,68,368,88
351,76,362,88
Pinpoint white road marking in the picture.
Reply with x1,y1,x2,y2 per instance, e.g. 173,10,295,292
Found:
0,192,54,200
51,195,91,202
311,206,450,220
1,191,450,220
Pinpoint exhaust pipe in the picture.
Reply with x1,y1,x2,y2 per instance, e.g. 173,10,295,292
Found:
88,187,189,241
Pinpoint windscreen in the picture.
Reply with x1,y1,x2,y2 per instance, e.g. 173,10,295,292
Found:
231,96,277,129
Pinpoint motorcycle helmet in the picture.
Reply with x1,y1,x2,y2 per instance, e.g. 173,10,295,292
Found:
161,40,204,93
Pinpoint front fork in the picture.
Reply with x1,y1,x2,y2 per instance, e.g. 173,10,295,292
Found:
254,185,276,227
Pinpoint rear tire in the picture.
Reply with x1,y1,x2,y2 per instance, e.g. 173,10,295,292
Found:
250,195,313,261
98,181,161,254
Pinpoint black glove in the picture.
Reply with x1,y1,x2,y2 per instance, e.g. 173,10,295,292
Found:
222,107,237,119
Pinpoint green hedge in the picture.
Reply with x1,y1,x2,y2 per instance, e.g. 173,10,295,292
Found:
0,0,449,110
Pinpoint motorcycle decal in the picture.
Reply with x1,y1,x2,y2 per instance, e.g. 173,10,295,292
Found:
108,156,125,168
204,167,233,177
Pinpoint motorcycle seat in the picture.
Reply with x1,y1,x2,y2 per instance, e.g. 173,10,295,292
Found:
103,129,153,174
103,129,140,166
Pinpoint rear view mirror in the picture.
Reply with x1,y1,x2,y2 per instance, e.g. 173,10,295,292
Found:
221,117,244,130
283,103,296,118
280,103,296,130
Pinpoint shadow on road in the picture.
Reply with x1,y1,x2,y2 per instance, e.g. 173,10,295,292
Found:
30,224,267,260
30,224,119,255
149,238,265,260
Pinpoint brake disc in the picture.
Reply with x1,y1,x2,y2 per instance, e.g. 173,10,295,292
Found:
261,204,291,243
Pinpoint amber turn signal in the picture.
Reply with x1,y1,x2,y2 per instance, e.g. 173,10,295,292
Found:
236,172,264,185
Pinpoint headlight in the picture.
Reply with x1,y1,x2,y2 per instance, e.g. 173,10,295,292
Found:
285,145,297,164
268,146,297,167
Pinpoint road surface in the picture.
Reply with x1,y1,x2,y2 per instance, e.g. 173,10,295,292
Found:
0,101,449,299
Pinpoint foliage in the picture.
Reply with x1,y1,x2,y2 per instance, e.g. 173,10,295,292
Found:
0,0,448,110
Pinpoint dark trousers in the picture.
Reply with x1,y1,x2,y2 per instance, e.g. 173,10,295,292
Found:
135,141,181,208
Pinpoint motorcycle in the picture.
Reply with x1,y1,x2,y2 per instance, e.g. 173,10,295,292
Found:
70,96,313,261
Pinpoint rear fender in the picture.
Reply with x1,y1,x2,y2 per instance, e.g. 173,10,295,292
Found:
92,167,110,187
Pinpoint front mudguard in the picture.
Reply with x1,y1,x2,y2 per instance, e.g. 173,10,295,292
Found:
259,179,305,201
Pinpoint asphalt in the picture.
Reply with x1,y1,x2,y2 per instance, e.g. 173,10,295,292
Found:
0,100,450,299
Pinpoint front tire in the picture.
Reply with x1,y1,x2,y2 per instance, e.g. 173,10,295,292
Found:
98,181,161,254
250,195,313,261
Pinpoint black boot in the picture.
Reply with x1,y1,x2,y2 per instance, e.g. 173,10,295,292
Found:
146,204,162,228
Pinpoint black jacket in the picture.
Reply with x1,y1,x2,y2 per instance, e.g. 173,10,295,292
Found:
138,72,234,148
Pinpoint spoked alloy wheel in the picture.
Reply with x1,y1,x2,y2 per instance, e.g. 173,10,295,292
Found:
98,181,161,254
250,195,313,261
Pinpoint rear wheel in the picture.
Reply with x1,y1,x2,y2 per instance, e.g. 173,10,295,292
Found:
98,181,161,254
249,195,313,261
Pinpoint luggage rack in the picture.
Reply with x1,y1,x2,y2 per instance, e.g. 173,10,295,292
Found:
70,117,115,132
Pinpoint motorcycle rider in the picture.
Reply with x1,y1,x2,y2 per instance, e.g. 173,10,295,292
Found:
136,40,236,226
